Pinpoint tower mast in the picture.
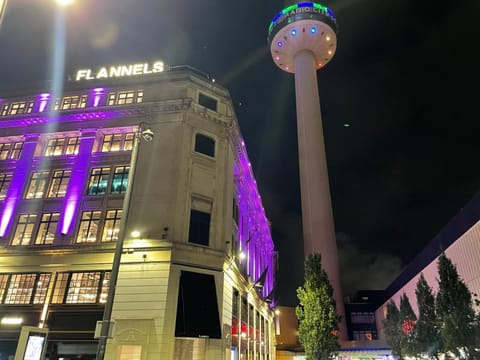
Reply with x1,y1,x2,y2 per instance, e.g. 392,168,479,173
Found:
268,2,347,339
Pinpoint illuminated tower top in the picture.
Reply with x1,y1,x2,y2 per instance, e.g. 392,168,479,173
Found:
268,2,337,73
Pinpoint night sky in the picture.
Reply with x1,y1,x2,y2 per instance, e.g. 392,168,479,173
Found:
0,0,479,306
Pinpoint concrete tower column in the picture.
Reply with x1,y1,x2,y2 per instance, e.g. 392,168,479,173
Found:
268,3,347,340
294,49,346,337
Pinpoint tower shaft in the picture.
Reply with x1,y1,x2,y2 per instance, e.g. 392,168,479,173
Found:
294,49,347,339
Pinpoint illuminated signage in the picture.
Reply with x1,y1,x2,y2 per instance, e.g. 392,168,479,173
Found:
75,61,165,81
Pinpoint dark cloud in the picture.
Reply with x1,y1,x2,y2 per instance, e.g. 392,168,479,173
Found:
337,233,403,297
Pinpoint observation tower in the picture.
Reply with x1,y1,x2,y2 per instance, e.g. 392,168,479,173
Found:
268,2,347,339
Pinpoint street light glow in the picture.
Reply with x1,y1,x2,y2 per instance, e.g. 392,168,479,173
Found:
55,0,74,6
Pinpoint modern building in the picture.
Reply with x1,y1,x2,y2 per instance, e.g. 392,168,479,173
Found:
267,2,347,339
0,63,277,360
375,192,480,339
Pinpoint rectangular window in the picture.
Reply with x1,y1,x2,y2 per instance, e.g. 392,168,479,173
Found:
8,102,26,115
351,312,375,324
107,90,143,106
1,104,8,116
100,272,110,304
0,142,23,160
76,211,101,243
0,273,50,305
47,170,71,198
101,133,134,152
45,137,80,156
65,272,101,304
60,95,88,110
65,137,81,155
101,209,122,242
26,171,49,199
188,209,211,246
194,133,215,157
198,93,218,112
45,138,65,156
12,214,37,246
87,167,110,195
33,273,51,304
35,212,60,245
51,271,110,304
4,273,36,304
0,274,8,302
0,173,12,200
111,165,129,194
51,272,69,304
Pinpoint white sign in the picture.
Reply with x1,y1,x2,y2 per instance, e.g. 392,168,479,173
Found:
75,61,165,81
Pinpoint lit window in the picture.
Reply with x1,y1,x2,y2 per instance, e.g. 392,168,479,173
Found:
194,133,215,157
59,95,88,110
101,133,134,152
76,211,101,243
87,167,111,195
0,273,51,305
8,102,26,115
33,273,51,304
12,214,37,246
51,271,110,304
66,137,81,155
124,133,134,151
4,273,36,304
101,209,122,242
65,272,101,304
45,137,80,156
25,171,49,199
0,173,12,200
0,274,8,301
35,212,60,245
118,345,142,360
1,104,8,116
0,142,23,160
107,90,143,106
47,170,71,198
51,273,68,304
111,166,129,194
100,272,110,304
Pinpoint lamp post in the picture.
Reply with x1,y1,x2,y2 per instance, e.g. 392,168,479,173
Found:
95,122,154,360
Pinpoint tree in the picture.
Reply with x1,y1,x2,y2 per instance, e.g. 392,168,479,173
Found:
383,300,402,358
415,273,439,358
296,253,340,360
436,253,476,357
399,293,417,357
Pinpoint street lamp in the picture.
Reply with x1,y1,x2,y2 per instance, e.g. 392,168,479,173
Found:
95,122,154,360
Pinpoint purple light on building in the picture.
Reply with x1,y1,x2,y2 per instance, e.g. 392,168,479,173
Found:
91,87,106,107
38,93,51,113
59,131,96,235
234,137,275,298
0,136,38,237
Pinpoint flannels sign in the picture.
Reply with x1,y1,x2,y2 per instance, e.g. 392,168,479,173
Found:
75,61,165,81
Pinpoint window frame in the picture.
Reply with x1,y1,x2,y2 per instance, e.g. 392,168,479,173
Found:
47,169,71,198
11,213,38,246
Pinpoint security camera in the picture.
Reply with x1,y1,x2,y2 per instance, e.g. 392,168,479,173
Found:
141,128,154,142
